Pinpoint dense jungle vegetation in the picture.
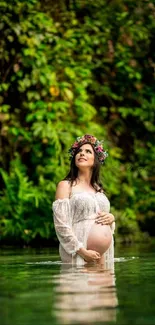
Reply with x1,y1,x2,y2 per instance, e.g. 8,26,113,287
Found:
0,0,154,246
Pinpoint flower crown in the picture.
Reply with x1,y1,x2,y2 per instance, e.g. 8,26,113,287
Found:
68,134,108,164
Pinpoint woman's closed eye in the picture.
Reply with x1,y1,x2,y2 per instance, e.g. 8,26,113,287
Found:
78,148,92,154
86,149,92,154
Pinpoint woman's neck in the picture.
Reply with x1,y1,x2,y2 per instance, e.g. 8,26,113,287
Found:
77,170,92,185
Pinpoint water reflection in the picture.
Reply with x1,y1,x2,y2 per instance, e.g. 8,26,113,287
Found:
52,264,118,324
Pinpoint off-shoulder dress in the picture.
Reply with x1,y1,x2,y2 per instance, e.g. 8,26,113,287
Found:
52,191,115,268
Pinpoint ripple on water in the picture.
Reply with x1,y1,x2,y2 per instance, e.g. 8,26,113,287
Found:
26,257,139,265
26,261,62,265
114,256,139,262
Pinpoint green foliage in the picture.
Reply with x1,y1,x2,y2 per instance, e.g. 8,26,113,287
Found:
0,0,154,244
0,157,54,243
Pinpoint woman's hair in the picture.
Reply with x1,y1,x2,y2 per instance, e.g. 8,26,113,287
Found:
64,143,104,192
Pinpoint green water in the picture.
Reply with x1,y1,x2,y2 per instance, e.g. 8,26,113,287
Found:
0,244,155,325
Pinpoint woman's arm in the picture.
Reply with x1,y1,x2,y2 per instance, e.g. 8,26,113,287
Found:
53,181,100,261
53,180,83,255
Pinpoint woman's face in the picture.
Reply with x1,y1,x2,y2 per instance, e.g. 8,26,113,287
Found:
75,143,95,169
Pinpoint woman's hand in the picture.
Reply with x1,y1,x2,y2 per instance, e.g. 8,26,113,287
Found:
77,247,101,262
95,211,115,225
84,250,101,262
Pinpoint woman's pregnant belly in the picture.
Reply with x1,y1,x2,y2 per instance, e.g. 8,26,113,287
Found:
87,223,112,255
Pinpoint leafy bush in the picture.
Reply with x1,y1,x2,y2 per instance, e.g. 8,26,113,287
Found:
0,0,154,244
0,157,55,243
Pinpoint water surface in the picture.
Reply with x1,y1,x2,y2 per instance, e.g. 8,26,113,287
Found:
0,244,155,325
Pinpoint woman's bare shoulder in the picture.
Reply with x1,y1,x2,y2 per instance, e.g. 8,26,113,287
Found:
55,180,71,200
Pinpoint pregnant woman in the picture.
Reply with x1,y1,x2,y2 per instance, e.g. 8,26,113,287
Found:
52,134,115,268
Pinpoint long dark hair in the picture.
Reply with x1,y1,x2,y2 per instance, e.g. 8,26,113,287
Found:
64,143,104,192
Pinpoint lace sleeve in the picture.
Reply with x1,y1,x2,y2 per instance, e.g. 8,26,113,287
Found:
52,198,83,256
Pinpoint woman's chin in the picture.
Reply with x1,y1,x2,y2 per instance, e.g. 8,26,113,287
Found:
76,162,93,169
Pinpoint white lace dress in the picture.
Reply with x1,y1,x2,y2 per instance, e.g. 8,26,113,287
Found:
52,191,115,269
